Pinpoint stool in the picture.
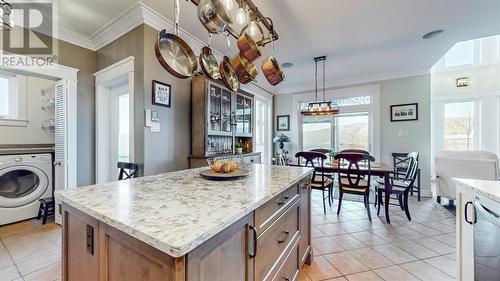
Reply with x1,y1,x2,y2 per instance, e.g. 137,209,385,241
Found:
37,197,54,225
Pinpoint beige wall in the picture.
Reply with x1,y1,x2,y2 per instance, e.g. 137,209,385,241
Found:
0,76,55,145
95,24,191,176
96,25,146,168
57,39,97,187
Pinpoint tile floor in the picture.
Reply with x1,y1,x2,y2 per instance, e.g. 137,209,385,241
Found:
300,193,457,281
0,219,60,281
0,195,456,281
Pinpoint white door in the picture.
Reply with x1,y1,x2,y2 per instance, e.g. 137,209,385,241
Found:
109,84,129,180
54,79,67,190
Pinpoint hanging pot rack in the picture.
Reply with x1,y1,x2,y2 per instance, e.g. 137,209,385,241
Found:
190,0,279,46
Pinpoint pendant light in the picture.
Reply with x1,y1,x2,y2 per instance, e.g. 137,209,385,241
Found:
221,0,234,11
236,4,248,25
0,0,13,30
301,56,339,116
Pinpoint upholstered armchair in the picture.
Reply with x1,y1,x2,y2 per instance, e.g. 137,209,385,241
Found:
435,151,499,201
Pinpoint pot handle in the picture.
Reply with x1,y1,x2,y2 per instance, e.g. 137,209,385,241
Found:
174,0,180,35
225,32,231,57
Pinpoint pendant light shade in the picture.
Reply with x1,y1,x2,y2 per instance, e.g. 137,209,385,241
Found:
236,6,248,25
301,56,339,116
0,0,13,30
221,0,234,11
247,20,259,37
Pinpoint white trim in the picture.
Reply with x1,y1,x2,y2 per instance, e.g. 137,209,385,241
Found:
0,54,79,190
94,57,135,184
0,118,29,127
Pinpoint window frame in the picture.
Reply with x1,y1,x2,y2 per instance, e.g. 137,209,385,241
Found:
0,73,18,119
443,40,480,69
442,101,479,151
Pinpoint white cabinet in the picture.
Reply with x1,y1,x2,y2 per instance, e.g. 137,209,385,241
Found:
456,184,474,281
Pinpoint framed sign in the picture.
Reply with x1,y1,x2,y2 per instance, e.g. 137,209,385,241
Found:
152,80,171,107
391,103,418,122
277,115,290,131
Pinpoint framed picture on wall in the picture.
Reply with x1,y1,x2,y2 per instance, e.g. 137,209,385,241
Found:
391,103,418,122
152,80,171,108
277,115,290,131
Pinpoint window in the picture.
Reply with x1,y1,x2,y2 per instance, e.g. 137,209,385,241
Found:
335,114,369,151
0,76,11,118
444,102,475,150
302,122,332,151
444,40,475,67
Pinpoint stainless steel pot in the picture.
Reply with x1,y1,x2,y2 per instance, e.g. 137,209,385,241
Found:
155,0,198,79
197,0,232,34
199,34,220,79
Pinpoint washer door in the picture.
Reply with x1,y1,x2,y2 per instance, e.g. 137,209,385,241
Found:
0,165,49,208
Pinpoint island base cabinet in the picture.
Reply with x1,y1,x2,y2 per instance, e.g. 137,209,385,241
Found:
62,204,99,281
298,178,311,267
456,187,475,281
186,214,254,281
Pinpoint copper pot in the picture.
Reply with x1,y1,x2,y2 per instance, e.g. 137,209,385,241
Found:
230,53,257,84
237,32,261,62
261,56,284,86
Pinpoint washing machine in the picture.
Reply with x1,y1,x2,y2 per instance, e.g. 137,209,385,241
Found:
0,154,53,225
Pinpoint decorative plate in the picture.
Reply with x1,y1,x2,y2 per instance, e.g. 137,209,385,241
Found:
199,168,250,181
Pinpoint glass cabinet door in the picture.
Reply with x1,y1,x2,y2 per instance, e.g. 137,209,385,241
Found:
244,97,252,134
221,90,232,132
236,95,245,133
209,85,222,131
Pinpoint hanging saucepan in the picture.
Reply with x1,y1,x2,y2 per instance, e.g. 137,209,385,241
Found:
231,53,257,84
197,0,232,34
199,33,220,79
155,0,198,79
219,34,240,91
238,21,264,61
261,18,284,86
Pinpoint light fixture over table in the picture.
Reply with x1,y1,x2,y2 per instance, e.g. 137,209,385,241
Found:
301,56,340,116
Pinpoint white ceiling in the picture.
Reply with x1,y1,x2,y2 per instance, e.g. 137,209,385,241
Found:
58,0,500,94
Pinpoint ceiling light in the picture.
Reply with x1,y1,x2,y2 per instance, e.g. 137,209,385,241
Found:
221,0,234,11
0,0,13,30
236,5,248,25
301,56,340,116
247,20,259,37
282,62,293,68
422,29,444,40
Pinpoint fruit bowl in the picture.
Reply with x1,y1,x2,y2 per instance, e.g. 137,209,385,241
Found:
207,157,242,173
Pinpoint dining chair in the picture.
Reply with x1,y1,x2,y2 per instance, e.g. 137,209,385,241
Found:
295,151,333,214
340,149,370,155
335,152,375,221
310,148,333,154
118,162,140,180
375,152,419,221
392,152,421,201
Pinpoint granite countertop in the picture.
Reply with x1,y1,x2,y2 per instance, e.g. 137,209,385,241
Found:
56,164,312,257
454,178,500,202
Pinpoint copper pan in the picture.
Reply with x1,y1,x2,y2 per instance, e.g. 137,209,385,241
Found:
230,53,257,84
237,32,261,62
262,56,284,86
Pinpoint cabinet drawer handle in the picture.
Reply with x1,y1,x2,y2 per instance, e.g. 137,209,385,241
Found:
249,225,257,258
86,225,94,256
278,231,290,244
302,184,309,189
284,278,290,281
465,201,476,225
277,196,289,206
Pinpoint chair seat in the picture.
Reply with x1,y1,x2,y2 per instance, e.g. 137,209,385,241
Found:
310,179,333,189
376,178,410,188
340,178,369,187
376,185,406,193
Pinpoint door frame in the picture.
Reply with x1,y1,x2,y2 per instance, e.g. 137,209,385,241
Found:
94,56,135,184
0,57,79,190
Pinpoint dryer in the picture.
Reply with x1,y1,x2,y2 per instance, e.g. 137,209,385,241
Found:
0,154,53,225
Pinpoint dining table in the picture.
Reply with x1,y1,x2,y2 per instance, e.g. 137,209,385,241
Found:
293,160,395,223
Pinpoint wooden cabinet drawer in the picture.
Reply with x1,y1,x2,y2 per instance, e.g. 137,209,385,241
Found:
254,184,300,235
255,200,300,281
271,242,299,281
243,155,261,164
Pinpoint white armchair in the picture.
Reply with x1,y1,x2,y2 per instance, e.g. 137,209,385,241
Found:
435,151,499,201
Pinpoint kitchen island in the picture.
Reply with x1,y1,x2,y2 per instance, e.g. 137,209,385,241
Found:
56,164,313,281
